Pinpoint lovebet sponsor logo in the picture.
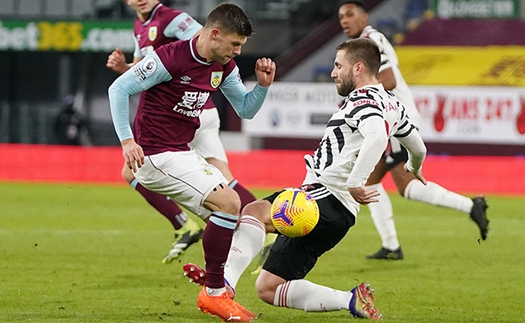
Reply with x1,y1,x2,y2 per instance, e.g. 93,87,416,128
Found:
0,20,134,52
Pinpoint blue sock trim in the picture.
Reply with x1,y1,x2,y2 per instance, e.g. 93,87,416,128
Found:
212,212,238,221
229,179,238,188
209,212,237,230
130,178,138,189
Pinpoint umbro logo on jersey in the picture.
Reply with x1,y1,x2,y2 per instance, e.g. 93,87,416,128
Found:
180,75,191,84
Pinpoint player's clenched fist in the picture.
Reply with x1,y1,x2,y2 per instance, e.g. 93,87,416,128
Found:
255,57,276,87
106,47,129,74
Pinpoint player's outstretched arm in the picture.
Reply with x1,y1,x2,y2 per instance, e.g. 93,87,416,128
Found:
220,61,275,119
254,57,276,87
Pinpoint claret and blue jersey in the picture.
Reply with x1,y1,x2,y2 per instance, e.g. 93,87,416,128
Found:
108,38,269,156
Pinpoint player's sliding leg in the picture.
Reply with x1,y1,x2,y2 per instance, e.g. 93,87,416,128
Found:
257,275,380,319
253,187,380,318
364,183,403,260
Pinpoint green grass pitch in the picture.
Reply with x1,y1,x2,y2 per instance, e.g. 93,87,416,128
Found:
0,182,524,322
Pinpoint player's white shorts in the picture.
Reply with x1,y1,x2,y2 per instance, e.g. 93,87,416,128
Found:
134,150,228,219
189,107,228,162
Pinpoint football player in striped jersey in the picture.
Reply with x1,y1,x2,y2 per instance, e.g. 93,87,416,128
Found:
184,38,426,319
338,1,489,260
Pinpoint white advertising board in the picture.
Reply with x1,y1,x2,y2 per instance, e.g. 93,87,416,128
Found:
412,85,525,145
242,82,342,138
242,82,525,145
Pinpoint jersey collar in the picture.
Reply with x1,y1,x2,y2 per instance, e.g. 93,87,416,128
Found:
142,3,163,26
189,37,212,65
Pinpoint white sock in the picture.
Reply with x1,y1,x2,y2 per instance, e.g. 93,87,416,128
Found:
273,280,351,312
366,183,400,250
206,286,227,296
224,215,266,289
404,180,473,213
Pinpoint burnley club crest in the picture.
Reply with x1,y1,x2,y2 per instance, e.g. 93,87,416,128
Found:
210,71,223,89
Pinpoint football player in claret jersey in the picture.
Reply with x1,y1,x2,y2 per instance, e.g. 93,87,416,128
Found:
338,0,489,260
184,38,427,320
108,3,275,321
106,0,259,264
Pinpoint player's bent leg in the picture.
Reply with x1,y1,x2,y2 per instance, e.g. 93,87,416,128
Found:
240,200,275,276
196,184,243,299
203,182,241,216
388,162,415,196
197,185,257,322
255,269,286,305
205,200,270,293
399,165,490,240
256,270,381,318
206,157,257,209
183,200,269,296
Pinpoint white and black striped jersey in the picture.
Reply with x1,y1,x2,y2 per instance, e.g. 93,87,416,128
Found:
360,25,421,128
303,84,420,216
